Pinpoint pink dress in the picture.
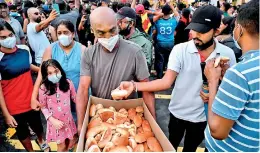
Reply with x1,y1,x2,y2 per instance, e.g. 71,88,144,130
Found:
39,80,77,144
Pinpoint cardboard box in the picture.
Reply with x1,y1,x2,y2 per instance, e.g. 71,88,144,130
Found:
77,96,175,152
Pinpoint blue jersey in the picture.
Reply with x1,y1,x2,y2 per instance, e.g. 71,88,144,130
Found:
155,17,178,43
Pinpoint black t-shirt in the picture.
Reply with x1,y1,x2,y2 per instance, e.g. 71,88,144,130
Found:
174,20,190,45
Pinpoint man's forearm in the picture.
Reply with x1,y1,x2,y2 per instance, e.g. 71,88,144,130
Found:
142,91,156,119
207,81,220,131
36,18,52,32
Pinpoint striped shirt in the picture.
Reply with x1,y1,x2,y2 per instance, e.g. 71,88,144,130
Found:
205,50,260,152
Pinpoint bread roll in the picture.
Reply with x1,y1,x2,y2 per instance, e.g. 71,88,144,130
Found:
103,142,115,152
109,146,129,152
133,115,142,127
128,138,137,149
88,117,103,130
143,142,151,152
98,128,113,148
106,118,114,124
214,56,230,68
111,89,128,100
96,104,104,110
118,108,128,116
108,106,116,112
128,108,136,120
135,106,144,113
90,104,97,117
142,120,152,132
85,137,97,151
98,109,115,122
94,134,102,142
111,135,129,146
137,127,144,134
147,137,163,152
134,132,154,143
114,112,128,125
87,145,101,152
133,144,144,152
86,126,106,138
101,122,117,130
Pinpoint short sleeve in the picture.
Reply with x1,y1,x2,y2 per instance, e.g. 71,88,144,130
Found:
80,48,91,76
135,50,150,81
212,68,249,120
167,44,183,73
17,45,32,64
30,23,38,33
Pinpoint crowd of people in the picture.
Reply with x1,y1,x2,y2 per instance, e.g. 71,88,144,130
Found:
0,0,258,152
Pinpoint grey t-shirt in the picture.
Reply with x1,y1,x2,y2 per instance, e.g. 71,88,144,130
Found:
51,9,79,40
80,38,149,99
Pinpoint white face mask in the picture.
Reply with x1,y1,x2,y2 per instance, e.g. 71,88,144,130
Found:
0,36,16,49
98,35,119,52
58,34,73,47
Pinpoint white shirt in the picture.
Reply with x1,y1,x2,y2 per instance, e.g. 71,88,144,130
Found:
167,39,236,122
27,22,50,64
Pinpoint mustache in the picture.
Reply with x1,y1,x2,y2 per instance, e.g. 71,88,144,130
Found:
193,38,203,43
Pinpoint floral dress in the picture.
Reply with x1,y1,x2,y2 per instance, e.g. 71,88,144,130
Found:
39,80,77,144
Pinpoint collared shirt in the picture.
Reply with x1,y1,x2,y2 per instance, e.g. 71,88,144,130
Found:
8,17,24,44
167,39,236,122
205,50,260,152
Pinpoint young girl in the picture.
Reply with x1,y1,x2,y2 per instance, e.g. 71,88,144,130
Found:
39,59,77,152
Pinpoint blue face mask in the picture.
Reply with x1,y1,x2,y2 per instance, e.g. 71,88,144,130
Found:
48,73,62,84
9,12,19,17
232,25,243,50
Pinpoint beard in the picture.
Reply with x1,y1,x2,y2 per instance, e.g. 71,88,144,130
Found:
35,17,41,23
0,11,8,18
193,37,214,51
119,24,131,36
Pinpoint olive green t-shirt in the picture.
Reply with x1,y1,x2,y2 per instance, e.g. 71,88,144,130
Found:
80,38,149,99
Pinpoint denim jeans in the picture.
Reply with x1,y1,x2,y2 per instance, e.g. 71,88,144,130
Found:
154,42,174,79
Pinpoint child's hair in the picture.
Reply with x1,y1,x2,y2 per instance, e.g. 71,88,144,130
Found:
41,59,70,95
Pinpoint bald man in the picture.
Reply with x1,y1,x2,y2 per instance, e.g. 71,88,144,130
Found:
27,8,57,67
76,7,155,133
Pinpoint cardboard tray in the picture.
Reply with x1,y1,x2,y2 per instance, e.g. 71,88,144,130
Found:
77,96,175,152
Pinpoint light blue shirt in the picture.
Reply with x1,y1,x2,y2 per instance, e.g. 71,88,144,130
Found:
205,50,260,152
51,41,81,90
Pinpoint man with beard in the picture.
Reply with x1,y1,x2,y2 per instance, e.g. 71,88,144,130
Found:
117,7,153,71
76,7,155,134
27,8,58,67
0,1,25,44
118,5,236,151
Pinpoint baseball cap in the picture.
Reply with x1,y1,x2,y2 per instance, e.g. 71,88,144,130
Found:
135,4,144,14
117,6,136,20
186,5,221,33
0,0,7,7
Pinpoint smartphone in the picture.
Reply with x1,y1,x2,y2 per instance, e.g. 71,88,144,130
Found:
52,4,60,14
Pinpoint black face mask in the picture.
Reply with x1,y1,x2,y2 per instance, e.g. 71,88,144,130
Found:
119,24,131,36
35,17,41,23
194,37,214,51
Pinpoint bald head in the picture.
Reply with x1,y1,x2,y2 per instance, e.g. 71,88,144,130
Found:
27,8,41,23
90,7,117,27
90,7,118,38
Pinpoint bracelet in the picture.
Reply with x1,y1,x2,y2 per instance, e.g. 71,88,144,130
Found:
131,80,137,92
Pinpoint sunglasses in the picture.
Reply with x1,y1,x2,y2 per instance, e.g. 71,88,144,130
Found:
68,1,74,3
34,12,40,15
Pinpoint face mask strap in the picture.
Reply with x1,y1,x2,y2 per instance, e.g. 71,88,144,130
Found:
235,24,243,42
